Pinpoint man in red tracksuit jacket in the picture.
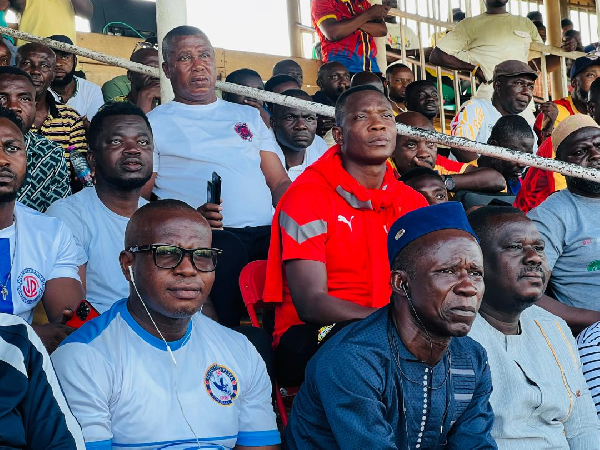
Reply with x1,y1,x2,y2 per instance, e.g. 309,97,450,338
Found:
264,85,427,387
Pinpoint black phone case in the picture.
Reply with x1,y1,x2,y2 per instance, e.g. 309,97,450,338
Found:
211,172,221,204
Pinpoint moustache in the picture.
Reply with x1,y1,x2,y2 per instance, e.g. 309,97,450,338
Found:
518,266,546,282
0,168,15,179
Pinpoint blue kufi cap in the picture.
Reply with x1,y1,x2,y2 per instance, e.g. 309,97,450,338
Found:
387,202,478,265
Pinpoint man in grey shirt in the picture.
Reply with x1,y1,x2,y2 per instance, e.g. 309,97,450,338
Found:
528,114,600,331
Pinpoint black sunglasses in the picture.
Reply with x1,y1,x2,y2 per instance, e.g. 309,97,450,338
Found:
128,244,223,272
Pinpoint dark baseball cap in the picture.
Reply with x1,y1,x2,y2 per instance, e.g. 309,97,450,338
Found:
570,54,600,78
48,35,74,46
493,60,538,81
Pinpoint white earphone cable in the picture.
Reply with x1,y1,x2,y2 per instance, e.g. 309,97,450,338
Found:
128,266,201,449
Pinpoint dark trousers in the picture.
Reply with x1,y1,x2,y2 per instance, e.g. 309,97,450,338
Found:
210,226,271,328
274,320,359,387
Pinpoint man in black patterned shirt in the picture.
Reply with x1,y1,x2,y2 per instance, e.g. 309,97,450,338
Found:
0,67,70,211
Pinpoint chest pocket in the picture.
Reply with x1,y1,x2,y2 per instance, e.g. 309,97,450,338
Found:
513,30,533,56
448,367,477,425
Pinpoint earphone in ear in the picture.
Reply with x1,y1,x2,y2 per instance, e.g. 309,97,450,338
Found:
128,265,134,279
401,282,410,297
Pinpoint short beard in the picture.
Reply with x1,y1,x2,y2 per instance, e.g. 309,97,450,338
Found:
0,189,18,203
574,87,588,104
96,163,152,191
52,70,75,88
422,111,437,120
567,176,600,195
103,174,152,191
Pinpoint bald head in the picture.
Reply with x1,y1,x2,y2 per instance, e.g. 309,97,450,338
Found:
122,199,215,322
396,111,434,130
351,71,384,93
125,200,211,249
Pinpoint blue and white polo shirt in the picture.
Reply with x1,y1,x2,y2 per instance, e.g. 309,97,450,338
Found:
51,299,280,449
0,202,80,323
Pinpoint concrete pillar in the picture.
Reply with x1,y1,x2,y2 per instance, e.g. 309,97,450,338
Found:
559,0,570,26
156,0,188,103
287,0,303,58
369,0,387,74
596,0,600,45
545,0,567,99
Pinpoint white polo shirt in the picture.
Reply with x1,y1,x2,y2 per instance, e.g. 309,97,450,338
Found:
148,99,281,228
46,187,147,313
52,298,280,449
0,202,79,323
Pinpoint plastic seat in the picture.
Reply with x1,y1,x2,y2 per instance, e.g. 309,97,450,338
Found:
239,260,289,427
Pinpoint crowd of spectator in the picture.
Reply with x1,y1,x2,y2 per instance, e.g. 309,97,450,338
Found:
2,0,600,448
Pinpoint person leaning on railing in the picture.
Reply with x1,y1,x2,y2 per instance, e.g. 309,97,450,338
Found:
430,0,573,112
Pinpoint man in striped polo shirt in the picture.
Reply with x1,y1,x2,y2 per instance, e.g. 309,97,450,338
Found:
578,323,600,417
16,43,87,186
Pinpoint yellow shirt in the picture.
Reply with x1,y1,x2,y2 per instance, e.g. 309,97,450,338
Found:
17,0,76,46
436,13,543,99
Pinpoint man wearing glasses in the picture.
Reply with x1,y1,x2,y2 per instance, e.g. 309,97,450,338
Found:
52,199,281,449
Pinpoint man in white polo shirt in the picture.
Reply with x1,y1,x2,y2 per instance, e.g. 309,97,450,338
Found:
143,26,290,225
271,89,328,181
142,25,291,327
0,106,82,352
46,102,150,314
52,200,280,449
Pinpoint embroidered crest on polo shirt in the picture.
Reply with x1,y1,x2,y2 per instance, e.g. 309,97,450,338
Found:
205,363,239,406
234,122,253,142
17,268,46,305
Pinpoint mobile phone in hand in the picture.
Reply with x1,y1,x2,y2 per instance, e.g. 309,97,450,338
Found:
65,300,100,328
207,171,221,204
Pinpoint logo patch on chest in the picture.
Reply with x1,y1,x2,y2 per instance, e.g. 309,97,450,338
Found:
587,260,600,272
205,363,238,406
17,268,45,305
234,122,253,141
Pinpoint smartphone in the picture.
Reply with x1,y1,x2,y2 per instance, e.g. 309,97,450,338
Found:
65,300,100,328
207,171,221,204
